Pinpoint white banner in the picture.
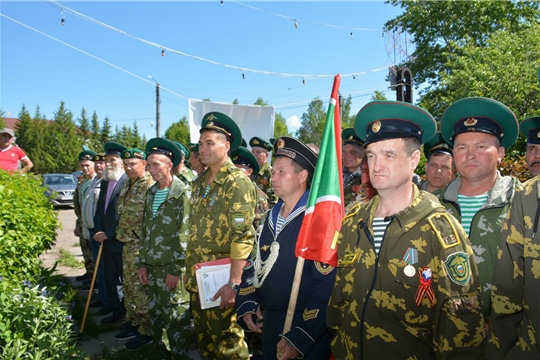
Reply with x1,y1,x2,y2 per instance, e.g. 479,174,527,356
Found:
188,99,275,148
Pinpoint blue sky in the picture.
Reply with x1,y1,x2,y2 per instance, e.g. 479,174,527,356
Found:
1,1,407,140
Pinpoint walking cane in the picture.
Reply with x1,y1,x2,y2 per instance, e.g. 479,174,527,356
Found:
78,243,103,338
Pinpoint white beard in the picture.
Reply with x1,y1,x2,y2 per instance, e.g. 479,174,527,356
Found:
103,166,125,181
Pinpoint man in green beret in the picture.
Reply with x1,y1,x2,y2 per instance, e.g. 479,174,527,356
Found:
438,97,521,323
518,116,540,177
73,149,97,286
171,140,196,184
137,138,192,357
250,136,278,206
341,128,365,207
327,101,484,359
189,143,207,178
420,132,456,193
114,148,155,350
231,146,269,229
186,112,257,359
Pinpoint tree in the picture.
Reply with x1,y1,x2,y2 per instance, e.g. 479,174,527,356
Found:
89,111,101,151
296,97,326,145
0,109,5,128
274,113,290,138
371,90,388,101
232,98,239,105
77,108,91,146
340,95,354,129
14,104,32,150
48,102,83,173
384,1,540,92
164,116,190,145
30,106,53,174
100,117,112,146
131,121,144,149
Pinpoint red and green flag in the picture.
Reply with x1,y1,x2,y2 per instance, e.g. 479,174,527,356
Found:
295,74,344,267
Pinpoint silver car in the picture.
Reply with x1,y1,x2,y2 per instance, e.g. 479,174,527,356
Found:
42,174,77,207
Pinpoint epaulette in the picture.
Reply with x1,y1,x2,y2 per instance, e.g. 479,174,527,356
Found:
342,201,363,221
426,212,461,249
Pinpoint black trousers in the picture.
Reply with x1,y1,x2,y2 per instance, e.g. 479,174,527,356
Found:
102,250,124,313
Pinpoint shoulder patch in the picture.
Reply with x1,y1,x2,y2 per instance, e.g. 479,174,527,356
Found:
302,308,319,321
232,213,247,229
444,251,471,286
426,212,461,249
315,262,334,275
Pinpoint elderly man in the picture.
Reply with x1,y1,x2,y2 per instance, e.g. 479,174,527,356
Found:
341,128,365,206
420,132,456,193
438,97,520,322
250,136,277,205
0,127,33,173
114,148,155,350
94,142,128,324
137,138,192,357
518,116,540,178
186,112,257,359
327,101,484,359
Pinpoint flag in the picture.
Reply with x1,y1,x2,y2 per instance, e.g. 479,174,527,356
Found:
295,74,344,267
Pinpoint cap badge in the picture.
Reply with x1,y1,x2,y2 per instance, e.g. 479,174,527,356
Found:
348,136,353,140
124,151,131,158
233,156,238,161
372,120,381,133
537,131,540,138
464,118,478,126
277,139,285,149
206,114,217,121
253,140,260,144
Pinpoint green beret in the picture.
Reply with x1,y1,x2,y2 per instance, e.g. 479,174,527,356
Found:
200,112,242,151
440,97,518,149
341,128,364,146
231,146,260,175
92,154,105,162
172,141,190,160
273,136,318,176
520,116,540,145
121,148,146,160
249,136,273,151
355,101,436,145
190,143,199,153
78,150,97,161
104,142,127,155
423,132,452,159
269,138,276,146
241,138,248,148
145,137,182,168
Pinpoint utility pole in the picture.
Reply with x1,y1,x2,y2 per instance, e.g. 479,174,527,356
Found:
148,76,161,137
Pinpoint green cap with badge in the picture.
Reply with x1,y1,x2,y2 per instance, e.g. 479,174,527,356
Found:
145,137,182,168
200,112,242,151
231,146,260,175
341,128,364,146
78,150,97,161
190,143,199,153
249,136,273,151
355,100,436,145
104,142,127,155
92,154,105,162
172,141,190,160
440,97,518,149
519,116,540,145
121,148,146,160
423,132,452,159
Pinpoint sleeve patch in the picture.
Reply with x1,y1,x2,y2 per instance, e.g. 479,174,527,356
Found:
238,286,256,296
444,251,471,286
315,261,334,275
232,213,247,228
302,308,319,321
448,294,480,314
426,212,461,249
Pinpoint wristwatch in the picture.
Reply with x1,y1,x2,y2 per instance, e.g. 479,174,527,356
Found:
227,281,240,293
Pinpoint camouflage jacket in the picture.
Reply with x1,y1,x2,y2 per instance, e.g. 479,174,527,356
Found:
253,181,269,229
138,176,190,277
176,166,195,184
437,173,519,320
117,173,154,243
327,186,485,360
343,169,363,208
185,158,257,293
488,177,539,359
253,162,277,206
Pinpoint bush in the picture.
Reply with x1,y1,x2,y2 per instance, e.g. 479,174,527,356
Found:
0,171,58,281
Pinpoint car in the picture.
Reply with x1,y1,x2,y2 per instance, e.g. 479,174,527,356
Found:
42,174,78,207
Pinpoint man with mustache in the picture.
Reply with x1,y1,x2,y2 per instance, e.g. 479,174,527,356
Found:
420,132,456,193
94,142,128,324
518,116,540,178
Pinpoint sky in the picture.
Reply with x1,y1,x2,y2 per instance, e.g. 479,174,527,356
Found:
0,1,409,140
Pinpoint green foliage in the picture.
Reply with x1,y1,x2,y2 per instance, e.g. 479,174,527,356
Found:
164,116,190,144
274,113,290,138
101,116,112,145
371,90,388,101
296,97,326,145
47,102,84,173
0,109,6,128
58,248,84,269
0,171,58,281
340,95,354,129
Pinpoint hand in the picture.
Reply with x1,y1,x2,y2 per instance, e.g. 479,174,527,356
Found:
138,267,149,285
211,284,236,310
93,232,107,243
73,226,81,237
276,338,299,360
243,307,264,333
165,274,180,291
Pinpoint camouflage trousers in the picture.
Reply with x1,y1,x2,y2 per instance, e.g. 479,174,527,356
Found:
147,265,192,358
190,292,249,360
79,236,94,277
122,241,151,336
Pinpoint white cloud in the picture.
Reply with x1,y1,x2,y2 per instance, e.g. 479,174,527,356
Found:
286,115,301,130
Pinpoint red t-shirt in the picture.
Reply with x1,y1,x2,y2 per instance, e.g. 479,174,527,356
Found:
0,145,27,172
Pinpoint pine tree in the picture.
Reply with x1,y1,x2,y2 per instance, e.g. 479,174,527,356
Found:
48,102,83,173
31,106,53,174
100,117,112,146
78,108,91,145
14,104,32,150
0,109,6,128
90,111,101,151
132,121,143,149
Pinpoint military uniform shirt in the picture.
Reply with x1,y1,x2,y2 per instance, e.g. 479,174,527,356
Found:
117,172,154,243
253,162,277,206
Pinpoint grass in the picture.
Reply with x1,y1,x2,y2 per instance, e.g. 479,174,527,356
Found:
58,248,85,269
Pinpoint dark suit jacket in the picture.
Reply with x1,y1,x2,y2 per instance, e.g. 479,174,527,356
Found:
94,173,128,253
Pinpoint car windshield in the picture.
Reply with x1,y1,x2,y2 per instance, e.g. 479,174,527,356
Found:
45,176,76,186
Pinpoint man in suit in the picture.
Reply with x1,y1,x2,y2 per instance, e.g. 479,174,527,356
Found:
94,141,129,324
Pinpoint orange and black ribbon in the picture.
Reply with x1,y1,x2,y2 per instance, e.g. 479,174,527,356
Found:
415,267,436,307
